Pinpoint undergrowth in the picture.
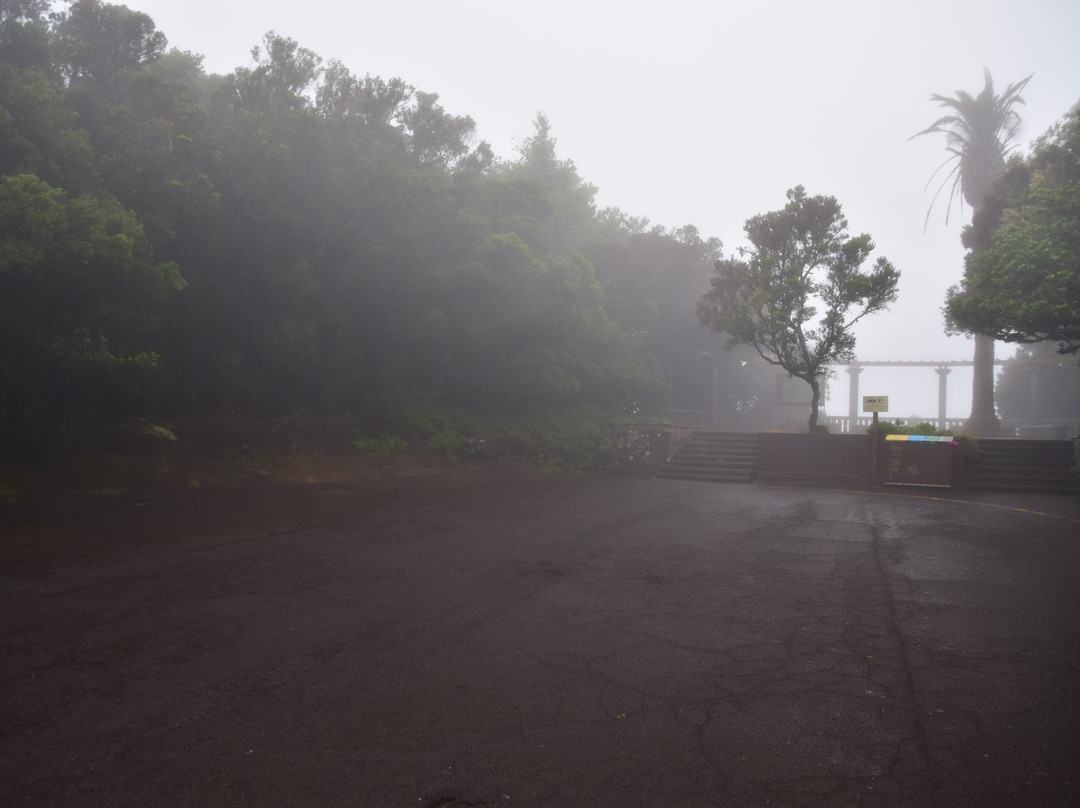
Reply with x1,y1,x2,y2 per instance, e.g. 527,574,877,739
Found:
355,398,643,468
1,405,651,507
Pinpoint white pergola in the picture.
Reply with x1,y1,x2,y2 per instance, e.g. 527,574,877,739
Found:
832,360,981,431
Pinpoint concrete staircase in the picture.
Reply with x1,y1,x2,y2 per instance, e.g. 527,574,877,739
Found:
658,431,759,483
966,439,1080,492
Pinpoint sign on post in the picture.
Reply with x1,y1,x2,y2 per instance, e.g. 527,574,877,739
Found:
864,396,889,482
863,396,889,412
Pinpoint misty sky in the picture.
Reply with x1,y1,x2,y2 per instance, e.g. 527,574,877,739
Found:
130,0,1080,419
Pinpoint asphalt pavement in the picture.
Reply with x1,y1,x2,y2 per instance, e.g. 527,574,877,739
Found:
2,476,1079,807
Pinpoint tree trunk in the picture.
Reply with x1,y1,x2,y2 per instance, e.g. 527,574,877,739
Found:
967,333,999,435
807,377,820,431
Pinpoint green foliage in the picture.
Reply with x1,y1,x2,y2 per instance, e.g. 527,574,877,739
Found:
143,423,178,442
0,467,21,504
914,71,1033,430
0,0,53,72
452,408,629,469
518,410,616,468
0,172,185,447
52,0,167,99
947,102,1080,355
0,5,716,461
352,432,408,455
360,399,473,457
497,113,598,255
358,395,637,468
699,186,900,429
400,408,473,455
0,61,100,192
995,343,1080,420
911,69,1031,226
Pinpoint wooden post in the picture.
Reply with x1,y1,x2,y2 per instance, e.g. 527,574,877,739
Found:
872,410,880,482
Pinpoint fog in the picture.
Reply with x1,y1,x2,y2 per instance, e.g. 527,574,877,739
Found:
132,0,1080,420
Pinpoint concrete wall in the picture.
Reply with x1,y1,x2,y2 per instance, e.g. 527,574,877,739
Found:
757,432,875,486
612,428,967,489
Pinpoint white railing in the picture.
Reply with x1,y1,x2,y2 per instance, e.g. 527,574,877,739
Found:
823,416,968,434
666,408,814,432
666,408,713,428
668,410,987,434
667,409,1078,438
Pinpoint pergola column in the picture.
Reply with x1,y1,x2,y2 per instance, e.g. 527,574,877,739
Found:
711,361,720,428
846,365,863,434
935,366,951,430
1028,366,1042,419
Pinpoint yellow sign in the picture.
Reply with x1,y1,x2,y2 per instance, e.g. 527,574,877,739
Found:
863,395,889,412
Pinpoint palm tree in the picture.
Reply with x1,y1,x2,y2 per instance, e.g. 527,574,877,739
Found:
912,69,1032,434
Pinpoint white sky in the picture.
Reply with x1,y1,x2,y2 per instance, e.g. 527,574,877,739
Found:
128,0,1080,419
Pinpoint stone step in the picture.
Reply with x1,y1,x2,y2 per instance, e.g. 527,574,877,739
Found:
659,431,760,484
973,450,1075,462
667,457,758,468
966,479,1079,493
971,464,1077,476
657,469,756,483
966,438,1078,492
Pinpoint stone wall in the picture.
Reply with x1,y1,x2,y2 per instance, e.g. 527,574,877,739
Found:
605,425,692,473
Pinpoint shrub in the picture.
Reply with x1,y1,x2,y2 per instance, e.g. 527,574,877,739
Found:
352,432,407,455
868,420,952,437
0,469,20,505
362,393,652,468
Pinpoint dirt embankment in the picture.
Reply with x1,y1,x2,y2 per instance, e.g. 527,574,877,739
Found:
0,416,556,527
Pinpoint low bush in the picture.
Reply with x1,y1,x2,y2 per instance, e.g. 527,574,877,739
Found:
352,432,408,455
868,420,952,437
364,395,640,468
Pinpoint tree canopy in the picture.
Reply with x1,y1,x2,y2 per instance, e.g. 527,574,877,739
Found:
0,0,730,457
995,342,1080,422
697,187,900,430
947,101,1080,356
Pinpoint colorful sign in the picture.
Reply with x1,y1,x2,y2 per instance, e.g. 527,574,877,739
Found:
885,434,958,444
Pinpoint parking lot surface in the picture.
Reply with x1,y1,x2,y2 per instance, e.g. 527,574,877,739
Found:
2,476,1079,807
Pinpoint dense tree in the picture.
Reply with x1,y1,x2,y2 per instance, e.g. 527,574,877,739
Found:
995,342,1080,423
146,48,220,105
947,102,1080,355
219,31,321,114
912,69,1031,433
422,232,659,413
582,217,769,413
0,61,100,193
697,187,900,430
0,3,714,456
0,0,53,71
52,0,166,100
0,173,184,448
488,114,598,256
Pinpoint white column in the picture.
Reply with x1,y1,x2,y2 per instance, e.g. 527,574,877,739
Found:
935,366,951,430
846,366,863,434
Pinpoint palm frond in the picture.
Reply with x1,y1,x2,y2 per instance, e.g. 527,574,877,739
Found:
911,69,1033,228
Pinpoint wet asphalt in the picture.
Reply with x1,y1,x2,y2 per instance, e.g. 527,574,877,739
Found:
2,477,1079,808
